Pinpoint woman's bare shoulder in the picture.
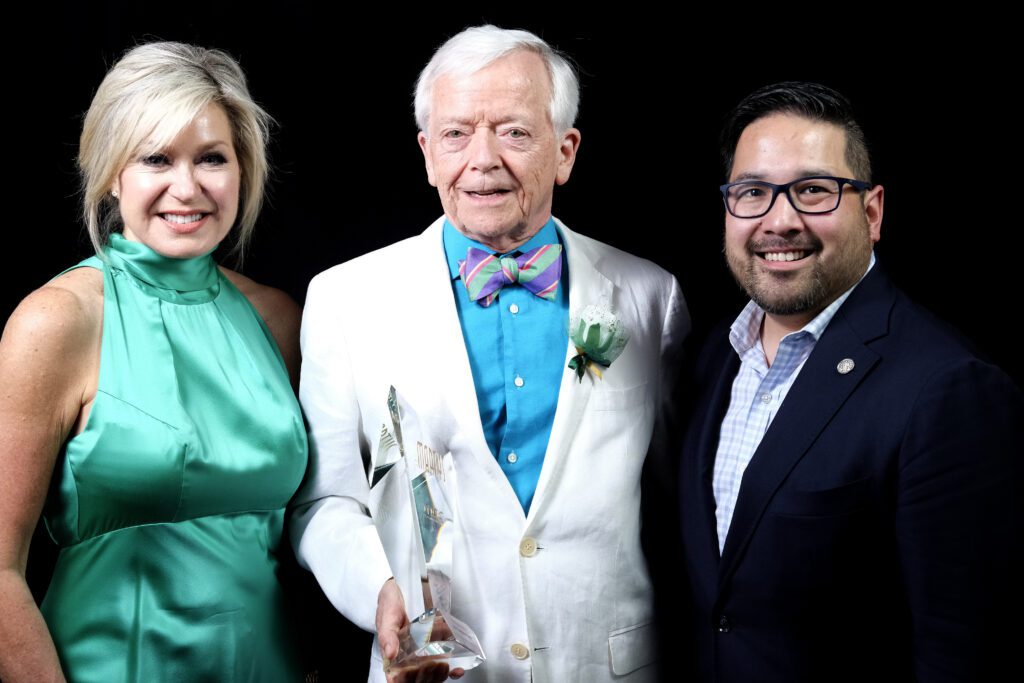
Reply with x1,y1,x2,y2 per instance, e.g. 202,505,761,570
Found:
0,267,103,412
219,267,301,383
219,268,300,330
4,267,104,347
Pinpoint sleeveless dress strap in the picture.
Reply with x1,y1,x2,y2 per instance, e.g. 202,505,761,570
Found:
52,254,104,279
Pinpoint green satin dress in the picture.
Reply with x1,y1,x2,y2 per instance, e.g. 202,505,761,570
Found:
40,233,308,682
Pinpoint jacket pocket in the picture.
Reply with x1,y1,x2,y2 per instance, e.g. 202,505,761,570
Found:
592,382,649,412
608,620,656,675
771,477,873,517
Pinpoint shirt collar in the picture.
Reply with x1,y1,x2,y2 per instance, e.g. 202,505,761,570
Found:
729,252,877,357
442,217,561,281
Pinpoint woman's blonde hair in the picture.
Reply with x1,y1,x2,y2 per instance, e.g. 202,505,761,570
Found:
79,42,271,261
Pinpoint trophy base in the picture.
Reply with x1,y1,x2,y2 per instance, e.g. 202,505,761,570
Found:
385,609,485,674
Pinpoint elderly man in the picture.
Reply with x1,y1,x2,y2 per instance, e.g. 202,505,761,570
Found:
291,26,687,682
675,81,1023,682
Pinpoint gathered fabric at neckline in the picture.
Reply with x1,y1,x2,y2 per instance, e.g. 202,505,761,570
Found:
104,232,221,304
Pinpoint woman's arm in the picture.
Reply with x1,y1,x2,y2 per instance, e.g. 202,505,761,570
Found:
0,271,102,683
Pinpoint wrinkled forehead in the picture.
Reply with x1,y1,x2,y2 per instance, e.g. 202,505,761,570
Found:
429,50,553,115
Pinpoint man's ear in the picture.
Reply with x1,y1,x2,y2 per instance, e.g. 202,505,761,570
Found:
864,184,884,243
418,131,437,187
555,128,581,186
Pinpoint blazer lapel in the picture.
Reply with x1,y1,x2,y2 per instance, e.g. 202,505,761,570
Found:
717,269,895,588
413,219,493,472
685,340,737,599
527,223,613,525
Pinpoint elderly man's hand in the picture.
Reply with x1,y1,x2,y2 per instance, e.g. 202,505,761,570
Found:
376,578,409,667
376,578,464,682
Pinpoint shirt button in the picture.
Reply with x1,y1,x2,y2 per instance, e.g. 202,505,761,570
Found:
507,452,518,464
514,376,525,387
519,537,538,557
509,303,520,314
760,393,771,404
510,643,530,660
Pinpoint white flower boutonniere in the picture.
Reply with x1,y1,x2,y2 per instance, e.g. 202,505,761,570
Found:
568,305,630,383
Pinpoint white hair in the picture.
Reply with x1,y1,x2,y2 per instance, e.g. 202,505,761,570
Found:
414,25,580,135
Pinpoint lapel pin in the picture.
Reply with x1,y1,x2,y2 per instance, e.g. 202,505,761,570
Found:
836,358,855,375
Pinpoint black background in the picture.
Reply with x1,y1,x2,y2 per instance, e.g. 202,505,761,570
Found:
7,6,1020,679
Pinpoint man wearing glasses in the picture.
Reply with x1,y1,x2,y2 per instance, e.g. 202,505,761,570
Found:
673,81,1022,681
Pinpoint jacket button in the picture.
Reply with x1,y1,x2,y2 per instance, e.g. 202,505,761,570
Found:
519,537,538,557
510,643,530,660
717,615,731,633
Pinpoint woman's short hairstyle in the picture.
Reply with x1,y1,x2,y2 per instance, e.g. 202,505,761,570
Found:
79,42,271,260
414,25,580,136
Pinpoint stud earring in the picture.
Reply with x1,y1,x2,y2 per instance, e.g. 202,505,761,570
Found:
111,189,119,199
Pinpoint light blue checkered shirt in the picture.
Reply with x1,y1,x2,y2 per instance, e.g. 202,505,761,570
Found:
712,255,875,553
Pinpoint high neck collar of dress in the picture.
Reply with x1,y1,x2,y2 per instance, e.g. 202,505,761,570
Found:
104,232,220,303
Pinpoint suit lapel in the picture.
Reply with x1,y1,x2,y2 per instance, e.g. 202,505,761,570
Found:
414,219,493,472
716,268,895,587
527,223,613,525
685,339,737,598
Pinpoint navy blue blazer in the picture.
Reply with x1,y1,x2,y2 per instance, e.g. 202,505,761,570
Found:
677,266,1023,682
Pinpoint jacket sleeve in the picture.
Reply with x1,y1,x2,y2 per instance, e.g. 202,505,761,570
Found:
895,357,1023,681
658,275,691,415
288,272,393,633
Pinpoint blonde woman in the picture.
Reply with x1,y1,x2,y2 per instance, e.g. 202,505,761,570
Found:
0,42,307,681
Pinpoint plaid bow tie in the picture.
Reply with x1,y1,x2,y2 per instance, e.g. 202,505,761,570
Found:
458,244,563,307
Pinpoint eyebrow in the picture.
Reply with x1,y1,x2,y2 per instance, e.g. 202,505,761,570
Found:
138,138,232,155
198,140,232,151
731,169,836,182
434,117,473,127
434,113,536,128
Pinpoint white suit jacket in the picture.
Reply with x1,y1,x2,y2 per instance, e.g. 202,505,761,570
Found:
291,217,689,682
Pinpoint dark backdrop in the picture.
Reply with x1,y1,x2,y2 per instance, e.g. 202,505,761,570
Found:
6,7,1019,680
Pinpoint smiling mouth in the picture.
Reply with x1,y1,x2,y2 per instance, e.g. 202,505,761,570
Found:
760,250,811,262
465,189,510,197
161,213,206,224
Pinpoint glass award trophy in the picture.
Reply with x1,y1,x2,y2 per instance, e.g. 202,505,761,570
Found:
367,386,485,675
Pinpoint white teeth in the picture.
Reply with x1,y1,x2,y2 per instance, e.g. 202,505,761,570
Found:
763,251,808,262
162,213,203,224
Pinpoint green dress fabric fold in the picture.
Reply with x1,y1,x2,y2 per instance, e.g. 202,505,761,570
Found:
41,233,308,682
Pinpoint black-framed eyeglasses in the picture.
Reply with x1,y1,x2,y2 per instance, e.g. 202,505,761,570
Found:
720,175,873,219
